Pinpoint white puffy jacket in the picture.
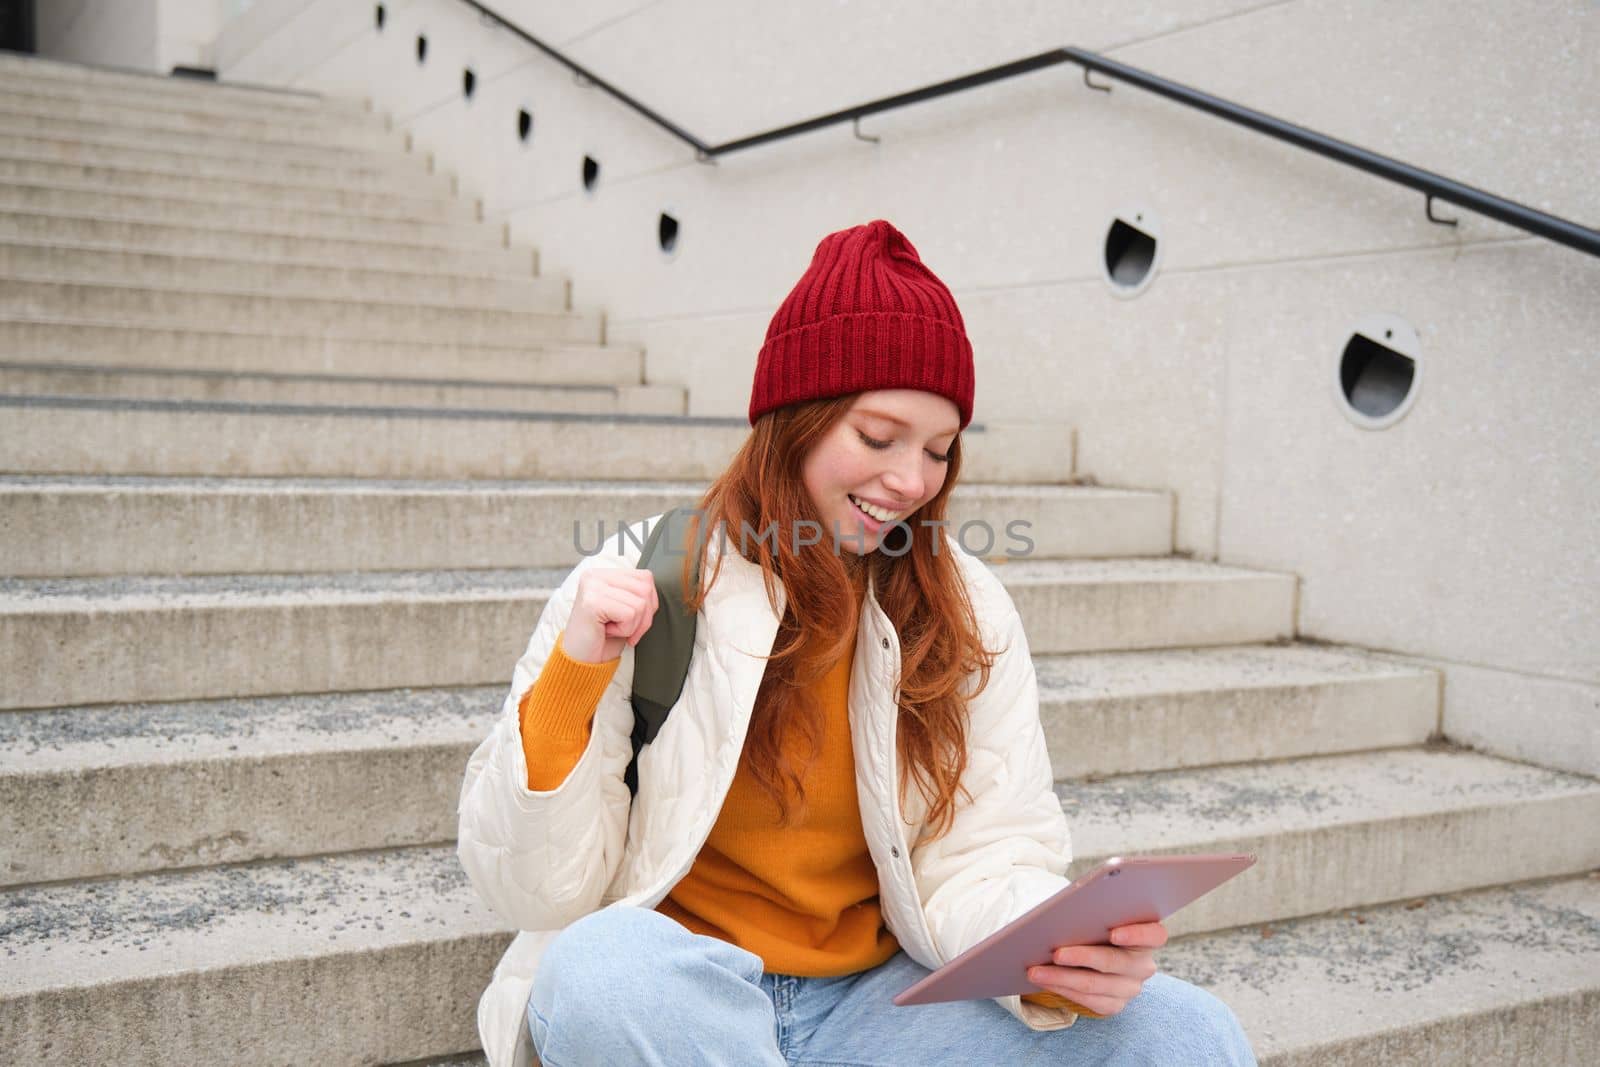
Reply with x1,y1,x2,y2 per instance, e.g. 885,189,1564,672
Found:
456,513,1076,1067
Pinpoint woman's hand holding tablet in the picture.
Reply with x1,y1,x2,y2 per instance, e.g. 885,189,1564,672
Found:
893,853,1256,1010
1022,919,1168,1017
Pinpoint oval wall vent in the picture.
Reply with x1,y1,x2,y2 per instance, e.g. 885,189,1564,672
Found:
1335,314,1423,429
1100,209,1162,297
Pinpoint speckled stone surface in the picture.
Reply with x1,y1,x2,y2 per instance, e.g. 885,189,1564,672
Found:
0,643,1442,886
0,130,453,197
0,685,501,883
0,565,572,606
0,684,501,767
1060,746,1600,935
0,844,511,1062
0,320,636,383
1161,875,1600,1064
2,270,604,342
0,396,1076,484
0,361,686,417
0,184,503,254
384,877,1600,1066
0,474,710,492
0,567,565,710
0,81,400,144
0,399,757,483
0,392,739,425
0,239,570,310
1036,642,1438,778
0,475,1175,576
1,558,1298,709
0,156,474,228
991,556,1297,654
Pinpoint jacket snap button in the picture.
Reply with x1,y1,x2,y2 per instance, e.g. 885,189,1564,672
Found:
891,846,900,858
881,637,890,649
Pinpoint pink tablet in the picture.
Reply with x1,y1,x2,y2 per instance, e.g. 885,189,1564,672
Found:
893,852,1256,1006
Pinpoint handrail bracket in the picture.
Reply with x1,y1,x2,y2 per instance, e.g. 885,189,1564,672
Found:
1425,195,1459,228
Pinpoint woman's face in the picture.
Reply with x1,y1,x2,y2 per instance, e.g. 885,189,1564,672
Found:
800,389,961,556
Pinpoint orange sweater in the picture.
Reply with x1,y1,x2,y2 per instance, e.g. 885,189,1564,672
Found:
517,629,1091,1011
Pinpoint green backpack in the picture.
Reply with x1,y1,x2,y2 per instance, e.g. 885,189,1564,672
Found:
625,507,702,797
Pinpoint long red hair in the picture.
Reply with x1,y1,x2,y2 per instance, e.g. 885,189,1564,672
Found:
675,394,999,842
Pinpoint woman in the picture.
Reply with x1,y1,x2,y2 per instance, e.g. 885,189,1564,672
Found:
457,220,1255,1066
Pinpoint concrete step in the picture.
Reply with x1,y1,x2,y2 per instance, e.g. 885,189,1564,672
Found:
0,279,590,344
0,844,508,1064
0,179,497,246
0,557,1286,709
0,211,534,274
0,92,401,152
5,848,1593,1066
0,645,1434,885
0,362,682,415
0,241,560,308
1061,746,1600,936
0,130,451,196
0,478,1163,577
0,51,361,116
0,111,410,171
0,69,368,119
0,75,364,131
1160,875,1600,1065
987,556,1294,654
0,686,501,885
0,397,1072,482
1037,642,1438,779
0,318,627,381
0,157,474,222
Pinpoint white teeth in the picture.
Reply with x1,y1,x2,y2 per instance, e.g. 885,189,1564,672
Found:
850,495,898,522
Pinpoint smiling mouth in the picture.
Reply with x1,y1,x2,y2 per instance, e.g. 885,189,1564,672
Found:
848,494,904,524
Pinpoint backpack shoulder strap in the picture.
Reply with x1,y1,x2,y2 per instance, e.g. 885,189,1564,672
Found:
626,507,701,796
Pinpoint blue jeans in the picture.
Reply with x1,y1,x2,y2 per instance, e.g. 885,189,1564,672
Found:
528,905,1257,1066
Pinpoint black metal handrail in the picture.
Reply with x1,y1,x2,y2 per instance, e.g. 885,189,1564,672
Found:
459,1,1599,259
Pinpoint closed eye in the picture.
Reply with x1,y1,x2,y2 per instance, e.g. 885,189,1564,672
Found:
858,430,950,464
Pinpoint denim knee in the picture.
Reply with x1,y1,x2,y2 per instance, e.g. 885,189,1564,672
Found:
1141,974,1255,1063
527,905,780,1065
532,906,677,1015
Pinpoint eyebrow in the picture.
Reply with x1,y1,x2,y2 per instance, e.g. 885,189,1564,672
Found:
855,409,960,437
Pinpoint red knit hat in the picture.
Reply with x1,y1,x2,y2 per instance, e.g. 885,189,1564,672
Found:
748,219,975,429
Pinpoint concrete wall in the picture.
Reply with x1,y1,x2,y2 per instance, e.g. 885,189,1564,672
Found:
36,0,162,71
158,0,228,70
34,0,227,72
226,0,1598,778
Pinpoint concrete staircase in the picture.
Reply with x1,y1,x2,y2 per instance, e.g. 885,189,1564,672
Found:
1,52,1596,1066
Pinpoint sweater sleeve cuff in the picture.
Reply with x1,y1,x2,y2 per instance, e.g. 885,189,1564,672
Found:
1020,990,1100,1017
518,631,623,792
520,630,622,739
